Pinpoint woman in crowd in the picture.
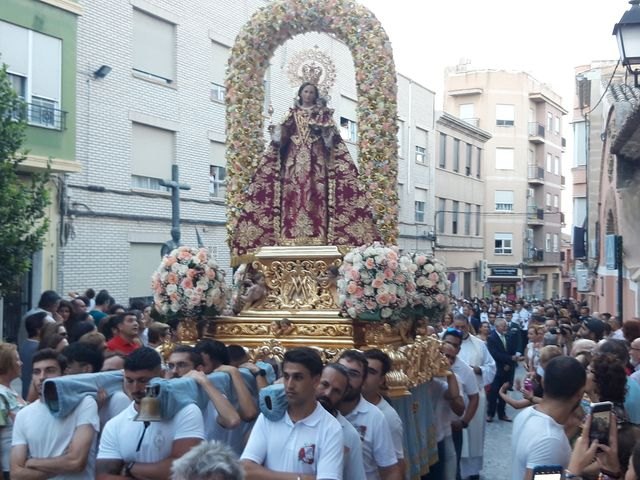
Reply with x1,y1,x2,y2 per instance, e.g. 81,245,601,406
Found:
37,322,68,352
524,324,545,372
0,343,26,479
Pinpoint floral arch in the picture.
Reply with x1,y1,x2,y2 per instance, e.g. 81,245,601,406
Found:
225,0,399,247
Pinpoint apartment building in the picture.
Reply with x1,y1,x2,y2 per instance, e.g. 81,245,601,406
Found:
0,0,82,339
434,112,490,298
444,67,566,300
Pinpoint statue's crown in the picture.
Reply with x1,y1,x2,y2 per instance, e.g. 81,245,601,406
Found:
301,63,323,85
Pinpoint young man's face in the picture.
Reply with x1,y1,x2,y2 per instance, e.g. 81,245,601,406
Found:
337,357,365,401
124,368,161,406
32,359,62,395
118,315,139,338
362,358,385,397
167,352,196,379
282,361,319,408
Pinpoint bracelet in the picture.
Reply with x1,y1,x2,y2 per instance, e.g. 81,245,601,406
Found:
565,470,582,479
125,461,136,477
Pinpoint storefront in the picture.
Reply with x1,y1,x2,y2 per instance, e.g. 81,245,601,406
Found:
486,266,521,301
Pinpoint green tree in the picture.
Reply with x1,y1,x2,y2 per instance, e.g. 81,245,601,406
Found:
0,65,51,297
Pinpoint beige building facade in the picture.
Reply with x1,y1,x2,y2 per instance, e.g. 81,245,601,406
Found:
434,112,490,299
444,67,566,300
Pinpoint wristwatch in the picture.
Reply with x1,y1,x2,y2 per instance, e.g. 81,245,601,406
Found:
253,368,266,377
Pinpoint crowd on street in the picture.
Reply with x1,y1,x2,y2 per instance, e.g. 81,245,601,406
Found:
3,287,640,479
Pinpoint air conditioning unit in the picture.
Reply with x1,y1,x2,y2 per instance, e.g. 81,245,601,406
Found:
477,259,488,282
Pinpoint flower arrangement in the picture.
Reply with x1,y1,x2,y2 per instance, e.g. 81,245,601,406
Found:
409,253,451,318
225,0,399,248
151,246,229,318
338,243,415,321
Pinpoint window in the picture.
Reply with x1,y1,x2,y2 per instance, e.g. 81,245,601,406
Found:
546,192,552,208
574,121,587,167
475,205,481,236
554,156,560,175
129,243,164,298
495,190,514,211
553,234,559,252
132,9,176,83
553,195,559,209
131,123,174,190
496,104,515,126
554,116,560,134
0,21,63,129
495,148,514,170
340,117,357,143
210,42,229,102
494,233,513,255
547,112,553,131
438,198,446,233
464,203,471,235
453,139,460,172
415,128,428,163
439,133,447,168
452,201,459,234
414,201,425,223
476,147,482,178
415,188,428,223
545,233,551,252
465,143,472,175
546,153,553,172
210,141,226,198
459,103,476,125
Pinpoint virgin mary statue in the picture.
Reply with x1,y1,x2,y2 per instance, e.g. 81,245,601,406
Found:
230,81,379,265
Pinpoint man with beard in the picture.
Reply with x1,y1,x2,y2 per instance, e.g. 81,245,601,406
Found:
316,363,366,479
241,347,343,479
452,315,495,480
511,356,586,480
97,347,205,479
338,350,401,480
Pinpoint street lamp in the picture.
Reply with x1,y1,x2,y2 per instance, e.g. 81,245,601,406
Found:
613,0,640,86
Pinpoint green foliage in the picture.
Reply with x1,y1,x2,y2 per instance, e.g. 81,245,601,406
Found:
0,65,51,296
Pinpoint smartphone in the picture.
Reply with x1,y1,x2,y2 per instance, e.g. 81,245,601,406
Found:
531,465,562,479
589,401,613,445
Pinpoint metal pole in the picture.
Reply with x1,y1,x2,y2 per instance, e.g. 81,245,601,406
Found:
617,235,623,321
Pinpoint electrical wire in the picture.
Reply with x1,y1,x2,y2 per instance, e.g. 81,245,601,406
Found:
585,60,620,115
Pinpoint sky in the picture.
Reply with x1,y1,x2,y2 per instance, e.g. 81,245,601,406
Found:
358,0,629,230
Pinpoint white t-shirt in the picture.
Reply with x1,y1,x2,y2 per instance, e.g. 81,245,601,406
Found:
511,406,571,480
337,413,366,480
343,396,398,480
12,396,100,480
98,402,204,463
242,402,344,480
375,397,404,460
451,357,480,411
429,375,461,442
99,390,131,431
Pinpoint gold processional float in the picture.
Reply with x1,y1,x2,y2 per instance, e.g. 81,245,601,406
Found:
151,0,451,398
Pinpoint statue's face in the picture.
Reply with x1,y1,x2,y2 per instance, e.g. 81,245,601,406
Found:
300,84,317,106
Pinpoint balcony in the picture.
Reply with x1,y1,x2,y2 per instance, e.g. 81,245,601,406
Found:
527,249,544,262
15,102,68,131
527,165,545,184
461,117,480,127
528,122,545,143
527,205,545,226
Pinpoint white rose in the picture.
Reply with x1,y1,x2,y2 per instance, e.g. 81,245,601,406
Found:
381,307,393,318
425,264,435,273
364,286,374,296
166,284,178,295
347,307,357,318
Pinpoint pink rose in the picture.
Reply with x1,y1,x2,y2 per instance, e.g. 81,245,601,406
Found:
387,260,398,270
376,292,391,305
365,300,378,311
383,269,394,280
187,269,197,278
372,278,384,289
429,272,439,282
365,257,376,269
355,287,365,298
349,269,361,281
181,278,194,290
346,282,358,295
164,256,177,267
416,255,427,266
166,272,178,284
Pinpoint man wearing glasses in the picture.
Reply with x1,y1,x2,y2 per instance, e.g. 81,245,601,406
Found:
441,327,480,480
630,338,640,385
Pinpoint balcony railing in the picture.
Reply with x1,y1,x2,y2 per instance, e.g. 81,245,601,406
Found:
14,103,67,131
527,165,544,182
461,117,480,127
528,122,545,138
527,205,545,225
527,249,544,262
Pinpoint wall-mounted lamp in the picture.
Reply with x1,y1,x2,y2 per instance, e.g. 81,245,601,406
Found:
93,65,112,79
613,0,640,86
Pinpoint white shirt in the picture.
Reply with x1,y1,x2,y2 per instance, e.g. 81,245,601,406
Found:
375,397,404,460
511,406,571,480
12,396,99,480
337,413,366,480
451,357,480,410
242,402,344,480
429,375,461,442
99,390,131,431
98,402,204,463
459,334,496,388
343,396,398,480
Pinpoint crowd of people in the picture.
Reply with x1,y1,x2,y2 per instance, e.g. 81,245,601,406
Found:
4,287,640,479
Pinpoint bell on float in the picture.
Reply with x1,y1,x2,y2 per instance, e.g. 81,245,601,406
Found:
134,384,162,422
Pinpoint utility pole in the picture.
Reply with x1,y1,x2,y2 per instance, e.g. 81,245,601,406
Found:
159,164,191,257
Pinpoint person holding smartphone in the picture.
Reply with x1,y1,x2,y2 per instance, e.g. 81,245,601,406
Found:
511,356,586,480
